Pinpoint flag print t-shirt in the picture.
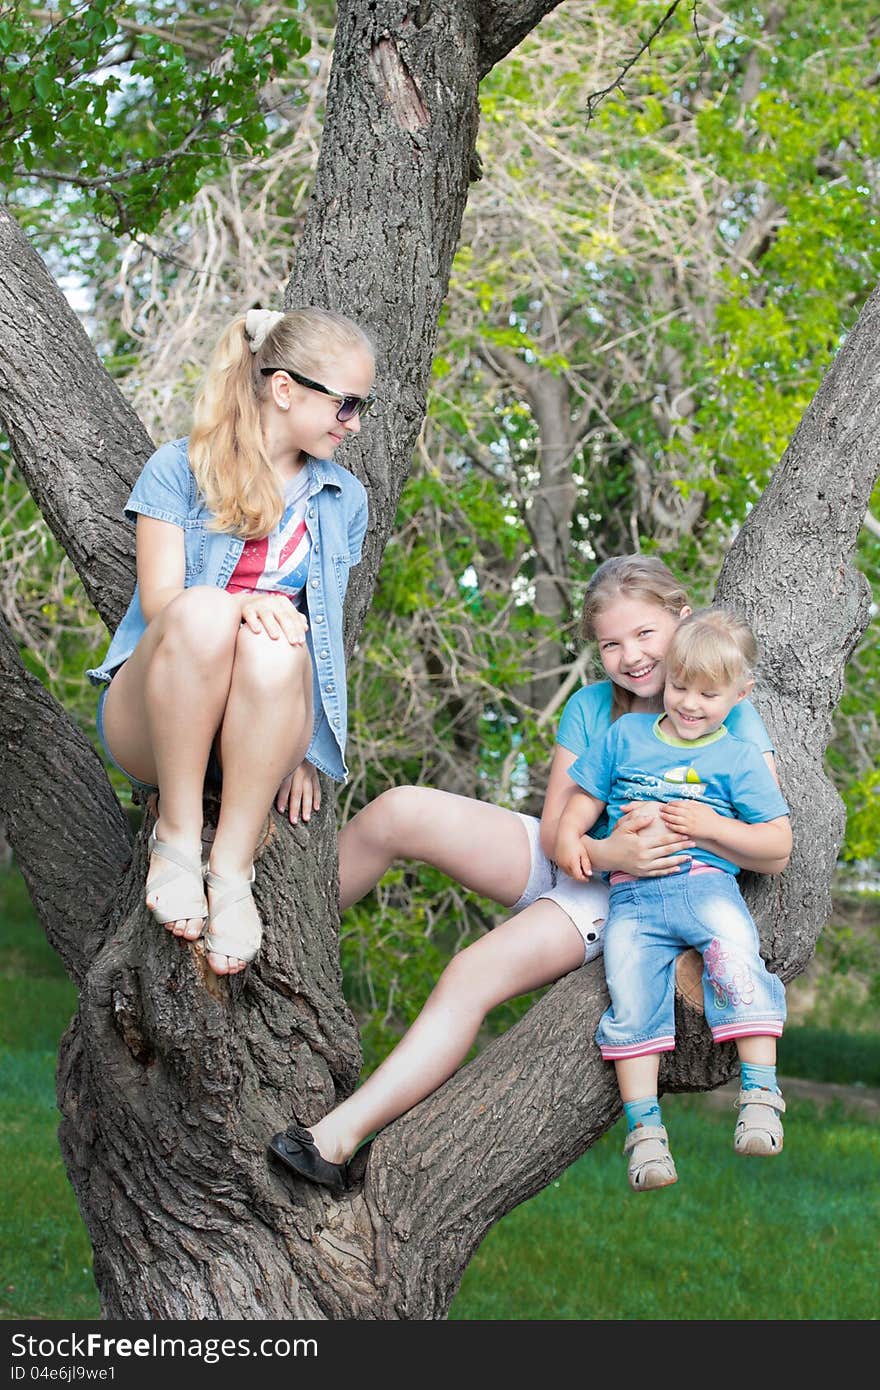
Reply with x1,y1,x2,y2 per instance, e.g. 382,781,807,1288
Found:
227,470,311,603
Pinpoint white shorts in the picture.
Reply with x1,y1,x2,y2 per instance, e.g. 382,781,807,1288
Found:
510,813,609,963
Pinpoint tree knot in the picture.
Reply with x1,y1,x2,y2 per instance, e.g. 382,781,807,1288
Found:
367,36,431,132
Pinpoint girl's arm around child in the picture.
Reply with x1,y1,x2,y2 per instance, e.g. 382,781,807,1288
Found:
659,798,791,873
554,788,608,881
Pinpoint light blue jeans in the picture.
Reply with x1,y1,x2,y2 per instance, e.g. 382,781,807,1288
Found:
596,867,786,1059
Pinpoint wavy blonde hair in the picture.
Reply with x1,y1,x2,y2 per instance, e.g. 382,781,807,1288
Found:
580,554,690,721
189,307,375,538
665,608,757,689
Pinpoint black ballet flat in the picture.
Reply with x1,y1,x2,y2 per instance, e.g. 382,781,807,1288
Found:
268,1122,349,1195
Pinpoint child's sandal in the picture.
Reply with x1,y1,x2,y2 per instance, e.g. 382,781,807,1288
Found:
204,867,261,974
145,828,208,937
733,1087,785,1156
623,1124,678,1191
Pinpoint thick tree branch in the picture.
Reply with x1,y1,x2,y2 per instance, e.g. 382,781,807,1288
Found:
56,807,367,1320
0,206,151,632
0,615,132,985
477,0,565,77
719,282,880,718
716,281,880,975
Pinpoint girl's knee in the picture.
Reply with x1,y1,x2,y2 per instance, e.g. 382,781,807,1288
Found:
433,949,468,1003
160,588,239,660
348,785,425,844
234,624,313,693
435,943,493,1011
369,786,433,843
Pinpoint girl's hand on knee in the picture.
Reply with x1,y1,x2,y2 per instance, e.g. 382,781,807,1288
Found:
276,761,321,823
240,593,309,645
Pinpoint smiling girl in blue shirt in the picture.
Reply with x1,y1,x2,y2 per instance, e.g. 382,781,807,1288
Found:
88,307,375,976
555,609,792,1190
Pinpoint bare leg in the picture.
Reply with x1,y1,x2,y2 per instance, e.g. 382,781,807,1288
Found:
206,624,314,975
736,1036,776,1066
615,1053,661,1103
307,900,586,1163
102,591,313,964
338,788,535,912
102,588,241,939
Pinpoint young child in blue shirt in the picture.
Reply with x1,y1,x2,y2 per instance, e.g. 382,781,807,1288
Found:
555,608,792,1191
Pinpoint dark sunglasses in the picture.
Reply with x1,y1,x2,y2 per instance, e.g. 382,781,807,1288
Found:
261,367,375,423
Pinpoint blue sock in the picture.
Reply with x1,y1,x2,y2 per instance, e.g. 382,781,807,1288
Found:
623,1096,662,1132
740,1061,779,1093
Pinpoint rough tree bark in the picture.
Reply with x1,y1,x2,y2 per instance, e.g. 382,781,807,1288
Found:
0,1,877,1321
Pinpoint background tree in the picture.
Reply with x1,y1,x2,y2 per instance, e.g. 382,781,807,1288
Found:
0,0,877,1317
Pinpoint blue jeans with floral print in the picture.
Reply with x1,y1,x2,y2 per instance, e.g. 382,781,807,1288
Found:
596,867,786,1060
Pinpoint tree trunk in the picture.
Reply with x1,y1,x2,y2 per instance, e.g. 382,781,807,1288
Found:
0,2,877,1322
0,209,150,629
714,282,880,981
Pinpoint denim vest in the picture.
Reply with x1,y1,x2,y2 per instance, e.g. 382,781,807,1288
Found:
86,438,368,783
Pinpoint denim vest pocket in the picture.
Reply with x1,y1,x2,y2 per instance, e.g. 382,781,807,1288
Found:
184,521,208,580
333,553,353,601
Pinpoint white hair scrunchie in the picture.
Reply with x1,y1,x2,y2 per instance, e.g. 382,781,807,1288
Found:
245,307,286,354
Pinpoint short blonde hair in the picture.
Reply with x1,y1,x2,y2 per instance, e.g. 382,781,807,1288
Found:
666,608,757,689
189,307,375,539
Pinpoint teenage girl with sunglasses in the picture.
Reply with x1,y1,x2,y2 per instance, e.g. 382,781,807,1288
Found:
88,307,375,976
269,554,787,1192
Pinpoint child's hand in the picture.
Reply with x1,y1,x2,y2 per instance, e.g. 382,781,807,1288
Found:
556,832,593,882
240,593,309,645
611,802,694,876
276,761,322,823
659,798,720,841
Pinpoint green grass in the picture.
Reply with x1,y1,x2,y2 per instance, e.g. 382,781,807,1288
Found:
1,865,98,1320
449,1096,880,1320
1,1052,101,1320
779,1026,880,1087
2,862,879,1322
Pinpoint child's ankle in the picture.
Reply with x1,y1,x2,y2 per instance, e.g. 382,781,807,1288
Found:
739,1060,780,1093
623,1096,662,1131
